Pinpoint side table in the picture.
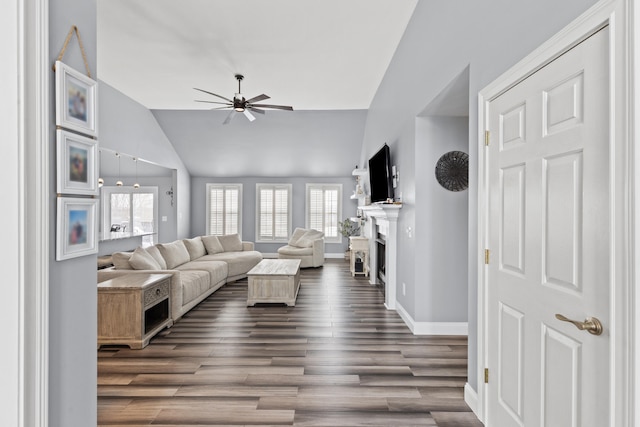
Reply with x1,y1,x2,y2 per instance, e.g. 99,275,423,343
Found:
97,273,172,349
349,236,369,277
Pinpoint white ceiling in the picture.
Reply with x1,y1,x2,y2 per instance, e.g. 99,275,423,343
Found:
97,0,418,111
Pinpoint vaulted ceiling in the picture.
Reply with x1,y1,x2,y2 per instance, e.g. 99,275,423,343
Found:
96,0,418,176
97,0,417,111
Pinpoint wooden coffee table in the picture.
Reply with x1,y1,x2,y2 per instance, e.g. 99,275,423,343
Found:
246,259,301,306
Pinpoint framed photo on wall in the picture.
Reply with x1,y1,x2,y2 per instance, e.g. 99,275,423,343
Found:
55,60,98,137
56,197,98,261
56,129,98,195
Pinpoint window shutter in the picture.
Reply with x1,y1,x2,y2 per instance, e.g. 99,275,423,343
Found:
209,187,224,235
274,188,289,239
324,188,338,238
259,187,273,239
207,184,242,236
306,184,342,242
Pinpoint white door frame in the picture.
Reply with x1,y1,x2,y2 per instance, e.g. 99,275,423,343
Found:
476,0,637,425
4,0,50,425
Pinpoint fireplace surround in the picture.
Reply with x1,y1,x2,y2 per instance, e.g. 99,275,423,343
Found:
359,204,401,309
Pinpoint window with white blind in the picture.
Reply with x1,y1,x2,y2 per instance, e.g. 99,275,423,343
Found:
306,184,342,243
206,184,242,237
256,184,292,242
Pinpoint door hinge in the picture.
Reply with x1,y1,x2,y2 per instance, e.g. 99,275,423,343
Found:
484,368,489,383
485,130,490,146
484,249,490,265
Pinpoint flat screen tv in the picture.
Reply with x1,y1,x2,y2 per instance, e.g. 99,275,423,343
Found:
368,144,394,203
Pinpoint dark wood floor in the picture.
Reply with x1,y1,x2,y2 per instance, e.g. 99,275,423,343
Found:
98,260,483,426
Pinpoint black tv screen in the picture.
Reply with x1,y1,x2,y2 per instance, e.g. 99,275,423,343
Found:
368,144,394,203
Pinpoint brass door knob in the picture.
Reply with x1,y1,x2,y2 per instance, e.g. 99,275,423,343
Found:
555,314,603,336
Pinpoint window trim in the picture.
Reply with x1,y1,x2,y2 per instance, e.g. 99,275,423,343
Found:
255,183,292,243
305,183,343,243
205,183,243,238
100,186,159,239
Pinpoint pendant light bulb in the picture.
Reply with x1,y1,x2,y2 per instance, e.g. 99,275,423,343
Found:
98,149,103,187
116,152,123,186
133,157,140,189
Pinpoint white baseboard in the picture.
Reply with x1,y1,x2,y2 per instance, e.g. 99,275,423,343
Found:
464,382,479,417
396,300,468,335
261,253,345,260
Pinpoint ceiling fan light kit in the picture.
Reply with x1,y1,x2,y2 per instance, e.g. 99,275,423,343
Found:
195,74,293,124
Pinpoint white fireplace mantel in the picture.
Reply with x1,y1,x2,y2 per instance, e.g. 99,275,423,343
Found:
359,203,402,309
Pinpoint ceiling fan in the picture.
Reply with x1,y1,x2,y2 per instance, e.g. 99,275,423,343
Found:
194,74,294,124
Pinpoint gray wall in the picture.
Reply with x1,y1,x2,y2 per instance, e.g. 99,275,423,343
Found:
49,0,97,425
99,81,191,240
190,176,357,254
152,109,367,178
359,0,599,391
413,116,469,322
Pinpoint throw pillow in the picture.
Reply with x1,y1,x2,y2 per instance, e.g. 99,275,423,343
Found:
288,227,307,247
296,229,324,248
183,236,206,260
111,252,133,270
202,235,224,254
146,245,167,269
158,240,191,269
218,233,243,252
128,247,161,270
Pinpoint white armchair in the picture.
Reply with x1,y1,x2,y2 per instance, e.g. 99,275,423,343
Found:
277,228,325,268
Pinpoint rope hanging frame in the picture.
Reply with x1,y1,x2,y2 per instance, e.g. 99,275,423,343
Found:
52,25,92,78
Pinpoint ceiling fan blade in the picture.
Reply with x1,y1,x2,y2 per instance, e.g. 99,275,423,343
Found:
223,110,236,125
195,100,232,106
249,107,265,114
243,109,256,122
251,104,294,111
194,87,234,103
245,94,270,104
210,106,232,110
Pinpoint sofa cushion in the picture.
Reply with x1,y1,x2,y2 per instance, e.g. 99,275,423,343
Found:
296,229,324,248
179,270,211,305
112,252,133,270
147,245,167,269
202,235,224,254
288,227,307,247
128,247,161,270
197,251,262,277
177,260,228,287
218,233,243,252
158,240,191,269
183,236,207,260
277,245,314,256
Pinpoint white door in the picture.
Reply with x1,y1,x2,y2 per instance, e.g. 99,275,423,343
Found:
486,27,609,426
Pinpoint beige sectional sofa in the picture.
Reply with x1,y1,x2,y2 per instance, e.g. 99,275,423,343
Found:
97,234,262,322
277,227,325,268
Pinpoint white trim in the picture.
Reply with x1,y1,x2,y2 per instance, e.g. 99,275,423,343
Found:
101,186,159,238
10,0,50,425
464,383,480,417
324,253,345,259
477,0,635,425
262,252,344,259
395,300,468,335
